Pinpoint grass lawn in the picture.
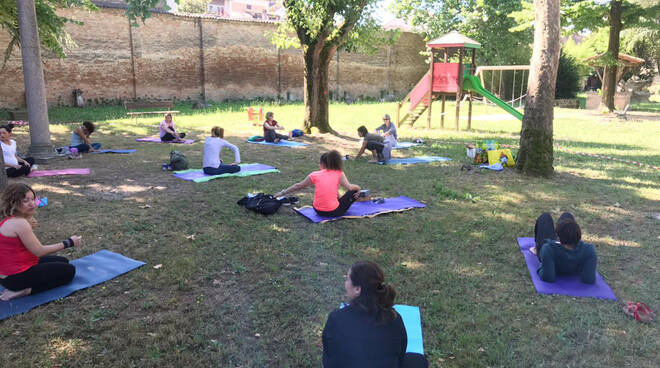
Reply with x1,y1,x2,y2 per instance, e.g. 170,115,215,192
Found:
0,101,658,367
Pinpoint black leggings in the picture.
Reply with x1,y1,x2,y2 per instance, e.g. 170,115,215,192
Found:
314,190,358,217
366,140,385,160
161,132,186,142
6,157,35,177
534,212,575,256
203,164,240,175
264,130,288,142
0,256,75,294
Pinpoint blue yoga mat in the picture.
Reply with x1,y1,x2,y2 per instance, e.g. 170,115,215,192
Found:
340,303,424,354
93,149,137,154
247,140,308,147
378,156,451,165
0,250,145,320
393,142,422,149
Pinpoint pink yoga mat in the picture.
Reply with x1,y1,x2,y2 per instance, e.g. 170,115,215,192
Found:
27,168,90,177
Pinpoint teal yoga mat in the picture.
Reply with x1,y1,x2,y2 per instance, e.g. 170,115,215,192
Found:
0,250,145,320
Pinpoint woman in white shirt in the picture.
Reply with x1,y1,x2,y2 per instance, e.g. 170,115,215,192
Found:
202,126,241,175
1,124,35,177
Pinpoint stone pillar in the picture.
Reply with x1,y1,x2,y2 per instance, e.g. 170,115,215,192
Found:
18,0,54,162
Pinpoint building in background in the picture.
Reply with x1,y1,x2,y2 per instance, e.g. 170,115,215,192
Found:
208,0,284,21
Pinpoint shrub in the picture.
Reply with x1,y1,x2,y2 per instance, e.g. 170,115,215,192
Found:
555,51,581,99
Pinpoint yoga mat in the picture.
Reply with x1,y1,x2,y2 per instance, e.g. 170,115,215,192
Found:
136,137,195,144
93,149,137,154
381,156,451,165
393,142,422,149
294,196,426,223
340,303,424,354
0,250,145,320
27,168,90,178
173,163,279,183
247,140,308,147
517,237,617,300
479,163,504,171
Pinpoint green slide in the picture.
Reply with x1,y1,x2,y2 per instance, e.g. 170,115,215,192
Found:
463,75,523,121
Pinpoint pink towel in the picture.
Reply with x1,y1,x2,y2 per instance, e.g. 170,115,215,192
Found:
27,168,91,177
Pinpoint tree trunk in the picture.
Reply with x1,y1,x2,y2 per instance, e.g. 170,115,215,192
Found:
0,145,6,191
602,0,622,112
17,0,54,162
303,45,335,134
516,0,561,177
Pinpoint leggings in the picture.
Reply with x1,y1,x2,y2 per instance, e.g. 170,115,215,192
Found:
71,143,101,153
203,164,240,175
366,140,385,160
6,157,35,177
0,256,75,294
264,130,288,142
534,212,575,256
161,132,186,142
314,190,357,217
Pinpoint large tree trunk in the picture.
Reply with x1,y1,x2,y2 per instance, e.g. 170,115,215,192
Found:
303,44,336,133
17,0,54,162
602,0,623,112
0,146,6,191
516,0,561,177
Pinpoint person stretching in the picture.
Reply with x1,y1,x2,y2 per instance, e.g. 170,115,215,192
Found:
160,113,186,142
356,126,390,163
322,261,429,368
276,150,360,217
263,112,291,143
1,124,36,177
202,126,241,175
70,121,101,153
0,183,82,301
533,212,597,284
375,114,398,148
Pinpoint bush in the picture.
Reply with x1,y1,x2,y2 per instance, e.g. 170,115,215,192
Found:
555,51,581,99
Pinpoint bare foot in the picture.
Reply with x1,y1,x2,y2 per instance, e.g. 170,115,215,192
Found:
0,288,32,301
274,139,280,143
529,246,537,255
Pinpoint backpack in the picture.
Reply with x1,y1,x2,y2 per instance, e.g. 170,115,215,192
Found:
169,150,188,171
237,193,282,215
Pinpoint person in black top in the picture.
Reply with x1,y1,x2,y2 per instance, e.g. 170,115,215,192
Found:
322,261,428,368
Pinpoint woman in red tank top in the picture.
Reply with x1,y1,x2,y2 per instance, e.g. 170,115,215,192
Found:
276,150,361,217
0,183,82,301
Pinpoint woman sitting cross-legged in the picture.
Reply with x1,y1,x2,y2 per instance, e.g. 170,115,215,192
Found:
202,126,240,175
0,183,82,301
70,121,101,153
263,111,291,143
160,113,186,142
276,150,360,217
322,261,428,368
1,124,36,177
375,113,398,148
533,212,597,284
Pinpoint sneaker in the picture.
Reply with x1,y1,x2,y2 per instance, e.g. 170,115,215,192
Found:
179,133,186,139
287,197,299,205
31,164,39,170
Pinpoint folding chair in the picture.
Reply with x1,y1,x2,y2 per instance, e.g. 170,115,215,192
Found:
614,104,629,120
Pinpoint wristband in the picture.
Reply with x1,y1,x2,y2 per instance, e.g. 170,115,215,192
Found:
63,238,74,248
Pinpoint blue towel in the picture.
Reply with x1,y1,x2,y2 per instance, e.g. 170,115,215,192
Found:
93,149,137,154
339,303,424,354
247,140,308,147
0,250,145,320
379,156,451,165
479,163,504,171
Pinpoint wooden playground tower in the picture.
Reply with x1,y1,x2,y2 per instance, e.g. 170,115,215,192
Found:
396,31,481,130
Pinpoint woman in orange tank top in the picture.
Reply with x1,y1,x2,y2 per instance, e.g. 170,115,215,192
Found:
0,183,82,301
276,150,361,217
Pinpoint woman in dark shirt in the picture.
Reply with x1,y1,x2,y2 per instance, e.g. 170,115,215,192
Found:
533,212,597,284
322,261,428,368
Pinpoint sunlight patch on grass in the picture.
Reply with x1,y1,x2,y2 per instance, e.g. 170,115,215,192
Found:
269,224,290,233
31,184,80,196
399,260,425,270
48,338,89,359
583,234,640,248
454,264,486,278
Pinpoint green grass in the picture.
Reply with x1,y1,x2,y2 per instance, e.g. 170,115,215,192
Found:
1,101,658,367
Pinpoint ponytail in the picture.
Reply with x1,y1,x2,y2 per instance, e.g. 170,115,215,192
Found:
349,261,397,323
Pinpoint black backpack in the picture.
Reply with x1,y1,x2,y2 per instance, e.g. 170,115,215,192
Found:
237,193,282,215
170,150,189,171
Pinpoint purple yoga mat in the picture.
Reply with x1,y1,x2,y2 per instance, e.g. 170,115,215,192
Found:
136,137,195,144
173,163,276,181
27,168,91,178
294,196,426,223
517,237,616,300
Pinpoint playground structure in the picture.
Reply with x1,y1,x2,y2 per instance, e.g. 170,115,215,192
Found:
396,32,524,130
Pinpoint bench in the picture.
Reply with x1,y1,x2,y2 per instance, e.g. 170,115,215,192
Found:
124,100,179,122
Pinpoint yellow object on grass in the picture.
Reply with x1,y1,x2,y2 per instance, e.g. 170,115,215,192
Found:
487,149,515,167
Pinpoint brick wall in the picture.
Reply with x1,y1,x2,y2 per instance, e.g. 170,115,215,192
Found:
0,6,428,108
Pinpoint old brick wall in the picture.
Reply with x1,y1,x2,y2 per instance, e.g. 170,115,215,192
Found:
0,6,427,108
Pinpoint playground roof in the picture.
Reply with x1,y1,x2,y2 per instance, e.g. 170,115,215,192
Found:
427,31,481,49
583,53,644,67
